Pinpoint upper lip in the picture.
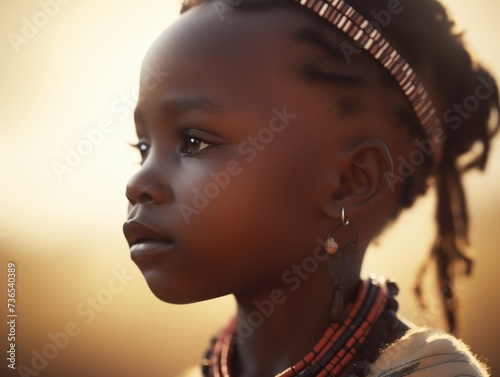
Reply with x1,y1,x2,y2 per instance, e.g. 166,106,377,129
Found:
123,220,173,248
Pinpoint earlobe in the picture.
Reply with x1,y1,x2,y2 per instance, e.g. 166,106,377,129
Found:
321,139,393,221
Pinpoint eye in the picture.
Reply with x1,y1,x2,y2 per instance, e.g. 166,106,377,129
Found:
130,141,150,163
183,134,212,155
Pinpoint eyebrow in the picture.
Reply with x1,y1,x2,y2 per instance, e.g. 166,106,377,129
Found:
161,95,230,115
134,95,230,126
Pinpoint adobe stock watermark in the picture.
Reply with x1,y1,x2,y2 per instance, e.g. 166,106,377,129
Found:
340,0,413,63
384,74,497,191
233,235,330,344
212,0,244,21
16,268,135,377
178,106,297,224
51,65,169,183
7,0,73,53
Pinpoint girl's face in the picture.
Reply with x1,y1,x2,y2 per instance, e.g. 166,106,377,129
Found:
123,3,389,303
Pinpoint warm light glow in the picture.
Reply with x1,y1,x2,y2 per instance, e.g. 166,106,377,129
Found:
1,1,499,376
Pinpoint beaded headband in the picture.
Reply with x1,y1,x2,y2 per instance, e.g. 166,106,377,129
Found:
294,0,443,164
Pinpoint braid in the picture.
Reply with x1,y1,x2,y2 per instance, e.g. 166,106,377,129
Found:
348,0,500,333
180,0,500,333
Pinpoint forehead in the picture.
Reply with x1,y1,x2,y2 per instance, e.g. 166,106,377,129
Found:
133,1,403,140
139,3,374,101
142,5,291,89
144,3,318,68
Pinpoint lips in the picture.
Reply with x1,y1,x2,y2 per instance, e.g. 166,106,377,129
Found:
123,220,174,261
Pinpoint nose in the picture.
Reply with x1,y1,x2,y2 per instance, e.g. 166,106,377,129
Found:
126,160,172,206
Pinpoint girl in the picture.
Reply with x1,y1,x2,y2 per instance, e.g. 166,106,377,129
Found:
123,0,499,376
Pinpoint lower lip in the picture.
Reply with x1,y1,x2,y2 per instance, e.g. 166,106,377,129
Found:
130,240,174,260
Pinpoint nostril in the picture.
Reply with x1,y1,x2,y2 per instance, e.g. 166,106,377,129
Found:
126,177,168,205
138,192,155,204
126,193,136,207
126,186,155,205
125,171,154,205
125,164,171,205
125,185,139,206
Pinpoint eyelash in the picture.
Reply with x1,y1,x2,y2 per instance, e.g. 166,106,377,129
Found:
130,141,149,162
131,132,213,163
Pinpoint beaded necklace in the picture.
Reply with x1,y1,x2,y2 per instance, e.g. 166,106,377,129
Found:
202,276,400,377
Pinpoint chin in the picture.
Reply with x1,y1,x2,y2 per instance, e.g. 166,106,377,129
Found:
140,267,219,304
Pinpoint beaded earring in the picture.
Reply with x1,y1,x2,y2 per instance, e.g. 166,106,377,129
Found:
325,207,358,323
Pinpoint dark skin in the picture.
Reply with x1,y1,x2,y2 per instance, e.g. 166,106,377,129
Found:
125,4,412,377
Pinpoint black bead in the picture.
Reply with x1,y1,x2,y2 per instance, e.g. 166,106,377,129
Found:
368,351,380,364
201,359,210,376
386,297,399,311
345,372,358,377
387,281,399,297
202,349,212,376
383,310,399,330
353,360,371,377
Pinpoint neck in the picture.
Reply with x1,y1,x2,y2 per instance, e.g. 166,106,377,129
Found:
231,265,362,377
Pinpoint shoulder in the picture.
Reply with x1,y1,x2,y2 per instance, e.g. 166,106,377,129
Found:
368,327,490,377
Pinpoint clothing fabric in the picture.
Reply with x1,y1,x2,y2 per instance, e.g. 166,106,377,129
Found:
177,327,490,377
367,327,490,377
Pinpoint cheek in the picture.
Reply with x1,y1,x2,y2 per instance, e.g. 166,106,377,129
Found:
178,143,322,279
144,126,326,302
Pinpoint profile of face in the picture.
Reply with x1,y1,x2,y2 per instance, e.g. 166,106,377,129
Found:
123,3,403,305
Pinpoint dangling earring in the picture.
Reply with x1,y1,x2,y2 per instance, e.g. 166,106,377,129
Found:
324,207,358,323
325,235,338,255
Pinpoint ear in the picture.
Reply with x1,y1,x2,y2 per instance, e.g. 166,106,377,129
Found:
321,139,393,221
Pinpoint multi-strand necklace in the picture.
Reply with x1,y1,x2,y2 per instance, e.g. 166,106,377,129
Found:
202,276,400,377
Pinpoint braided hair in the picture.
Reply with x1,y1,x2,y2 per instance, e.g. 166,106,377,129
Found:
180,0,500,333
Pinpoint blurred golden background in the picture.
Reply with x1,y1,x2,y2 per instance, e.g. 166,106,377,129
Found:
1,1,499,376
